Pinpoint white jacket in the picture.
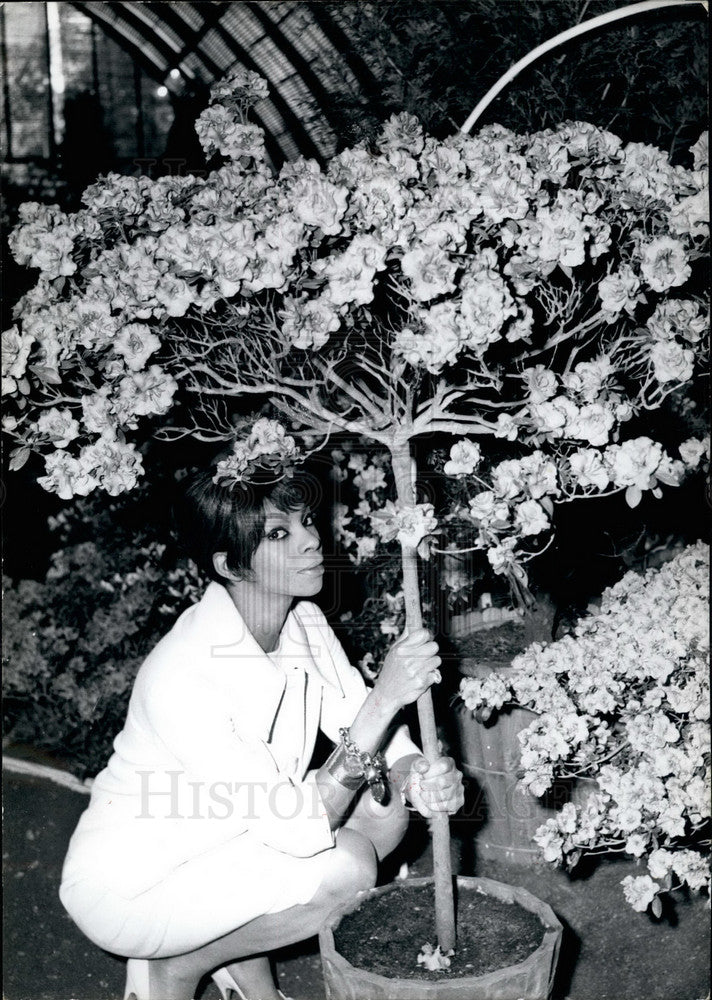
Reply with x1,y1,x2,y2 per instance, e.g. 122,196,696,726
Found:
60,583,418,901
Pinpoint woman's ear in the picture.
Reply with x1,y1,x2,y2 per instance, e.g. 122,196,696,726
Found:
212,551,238,582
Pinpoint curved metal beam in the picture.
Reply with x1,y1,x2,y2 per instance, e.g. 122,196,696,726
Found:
142,1,226,79
167,1,230,77
69,1,172,81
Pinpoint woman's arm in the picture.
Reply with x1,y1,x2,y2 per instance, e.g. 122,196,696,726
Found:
314,627,441,828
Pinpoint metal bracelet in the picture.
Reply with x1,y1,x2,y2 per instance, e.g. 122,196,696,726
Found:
324,740,367,791
337,727,388,804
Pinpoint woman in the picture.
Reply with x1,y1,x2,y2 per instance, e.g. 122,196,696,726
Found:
60,425,464,1000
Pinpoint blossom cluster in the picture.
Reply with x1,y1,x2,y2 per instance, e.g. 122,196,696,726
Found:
330,443,427,669
212,418,304,488
331,444,437,551
331,446,393,566
459,542,710,913
438,430,708,596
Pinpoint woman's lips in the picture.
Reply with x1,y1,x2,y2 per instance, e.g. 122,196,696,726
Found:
298,561,324,573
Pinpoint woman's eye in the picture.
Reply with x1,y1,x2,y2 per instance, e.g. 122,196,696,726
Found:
303,511,315,526
266,527,288,540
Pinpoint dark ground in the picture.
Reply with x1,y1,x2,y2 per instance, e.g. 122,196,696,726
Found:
3,762,710,1000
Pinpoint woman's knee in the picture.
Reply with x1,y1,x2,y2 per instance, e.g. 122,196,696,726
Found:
382,792,410,847
323,828,377,903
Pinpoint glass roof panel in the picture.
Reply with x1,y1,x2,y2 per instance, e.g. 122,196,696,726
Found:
271,2,335,59
196,27,238,72
126,6,184,54
171,5,206,31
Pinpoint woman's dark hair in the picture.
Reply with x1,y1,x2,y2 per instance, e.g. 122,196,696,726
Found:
174,467,321,583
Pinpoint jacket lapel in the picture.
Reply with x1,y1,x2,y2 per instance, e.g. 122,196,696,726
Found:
287,605,346,698
181,582,286,741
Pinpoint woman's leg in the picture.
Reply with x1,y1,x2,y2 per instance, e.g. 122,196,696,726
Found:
196,786,409,999
145,827,377,999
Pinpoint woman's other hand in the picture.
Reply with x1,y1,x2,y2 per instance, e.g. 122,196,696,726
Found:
402,756,465,818
375,628,442,713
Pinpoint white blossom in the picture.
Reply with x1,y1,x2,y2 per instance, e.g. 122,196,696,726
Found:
2,326,33,393
514,499,550,536
443,439,481,477
36,407,80,448
621,875,660,913
113,323,162,372
679,436,708,468
639,237,691,293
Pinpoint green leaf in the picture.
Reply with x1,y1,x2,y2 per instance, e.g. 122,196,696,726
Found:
28,364,63,386
654,470,679,487
651,895,662,919
9,446,30,471
625,486,642,508
567,849,582,870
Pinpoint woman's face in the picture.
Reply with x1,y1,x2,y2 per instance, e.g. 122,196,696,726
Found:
248,499,324,598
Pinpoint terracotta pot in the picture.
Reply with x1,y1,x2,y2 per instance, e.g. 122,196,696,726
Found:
456,658,597,865
319,875,562,1000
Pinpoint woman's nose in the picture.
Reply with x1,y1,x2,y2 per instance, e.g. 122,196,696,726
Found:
299,523,321,551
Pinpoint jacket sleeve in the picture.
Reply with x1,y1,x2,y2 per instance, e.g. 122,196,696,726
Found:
301,605,421,767
140,662,335,859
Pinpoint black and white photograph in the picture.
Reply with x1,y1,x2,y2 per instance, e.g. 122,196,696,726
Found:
1,3,709,999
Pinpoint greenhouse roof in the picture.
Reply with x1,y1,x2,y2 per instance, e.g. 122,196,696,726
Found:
70,1,377,163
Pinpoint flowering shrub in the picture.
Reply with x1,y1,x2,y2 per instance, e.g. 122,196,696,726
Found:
2,68,708,604
459,542,710,914
2,501,203,776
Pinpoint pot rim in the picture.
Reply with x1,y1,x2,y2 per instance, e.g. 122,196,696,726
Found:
318,874,562,994
457,657,526,678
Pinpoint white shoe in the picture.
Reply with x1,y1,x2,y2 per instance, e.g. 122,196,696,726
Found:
211,967,294,1000
211,967,248,1000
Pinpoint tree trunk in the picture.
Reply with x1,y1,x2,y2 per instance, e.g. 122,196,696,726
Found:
390,441,456,953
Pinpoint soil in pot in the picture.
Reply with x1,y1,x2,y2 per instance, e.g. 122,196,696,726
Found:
450,596,557,663
333,881,543,982
451,620,527,662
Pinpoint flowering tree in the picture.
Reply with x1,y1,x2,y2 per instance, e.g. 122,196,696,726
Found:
460,542,710,916
2,66,709,950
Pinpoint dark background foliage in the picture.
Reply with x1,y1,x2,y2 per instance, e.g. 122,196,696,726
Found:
316,0,707,160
